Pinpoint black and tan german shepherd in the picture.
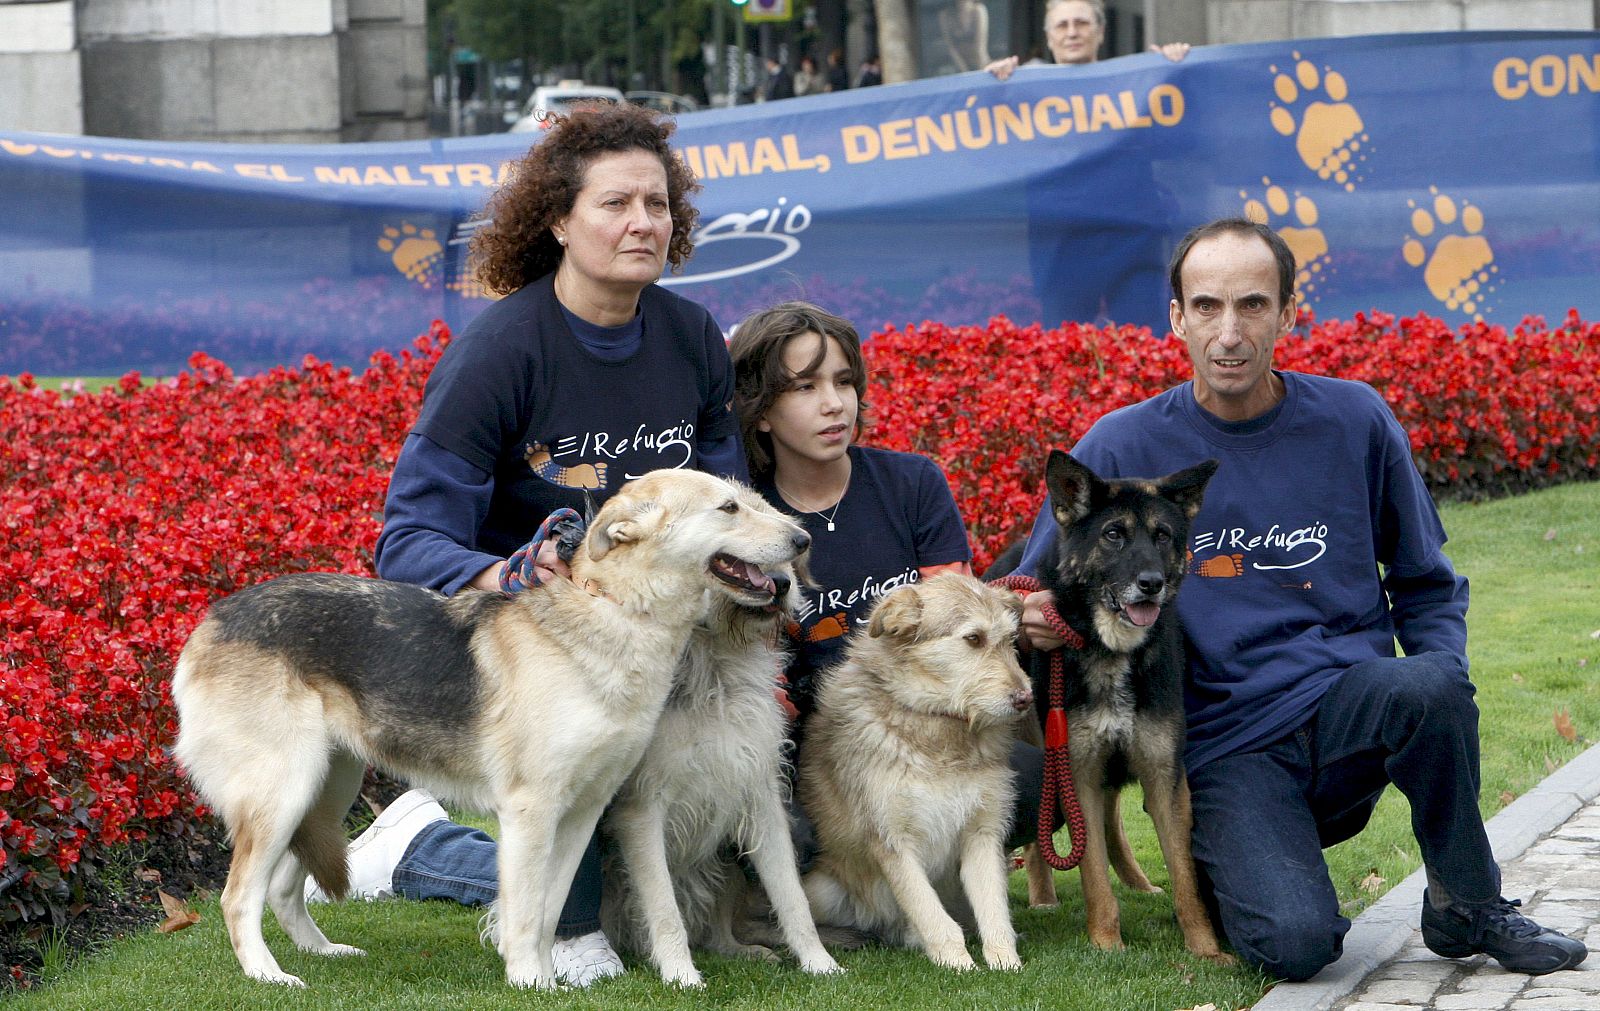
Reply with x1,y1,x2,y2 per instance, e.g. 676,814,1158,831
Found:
1018,449,1233,965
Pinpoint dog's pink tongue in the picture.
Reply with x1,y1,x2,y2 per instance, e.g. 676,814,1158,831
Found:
1125,602,1161,627
744,562,776,595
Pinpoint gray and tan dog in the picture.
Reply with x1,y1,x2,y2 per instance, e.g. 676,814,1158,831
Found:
797,573,1034,971
172,469,811,989
601,574,842,987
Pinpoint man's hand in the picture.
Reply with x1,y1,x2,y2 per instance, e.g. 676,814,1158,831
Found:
1020,590,1065,651
985,54,1021,81
1149,41,1191,62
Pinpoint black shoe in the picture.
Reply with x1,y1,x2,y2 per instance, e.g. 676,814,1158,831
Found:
1421,888,1589,975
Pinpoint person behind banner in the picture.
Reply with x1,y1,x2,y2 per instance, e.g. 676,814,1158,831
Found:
984,0,1189,79
1008,218,1587,982
987,0,1191,331
354,100,745,988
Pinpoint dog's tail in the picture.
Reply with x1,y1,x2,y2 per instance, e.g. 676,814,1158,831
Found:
291,815,350,901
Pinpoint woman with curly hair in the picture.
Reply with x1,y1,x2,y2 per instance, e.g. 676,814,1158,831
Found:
319,101,744,987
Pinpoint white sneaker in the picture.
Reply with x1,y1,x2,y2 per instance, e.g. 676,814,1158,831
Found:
304,789,448,903
552,930,625,987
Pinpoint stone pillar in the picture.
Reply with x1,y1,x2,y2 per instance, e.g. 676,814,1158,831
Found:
2,0,426,143
0,0,84,134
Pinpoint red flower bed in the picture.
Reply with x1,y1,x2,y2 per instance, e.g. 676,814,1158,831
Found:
1,311,1596,930
0,326,441,924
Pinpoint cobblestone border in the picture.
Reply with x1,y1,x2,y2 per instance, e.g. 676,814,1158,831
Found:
1252,740,1600,1011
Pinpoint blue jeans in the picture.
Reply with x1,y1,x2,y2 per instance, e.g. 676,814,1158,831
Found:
392,824,602,936
1188,651,1496,982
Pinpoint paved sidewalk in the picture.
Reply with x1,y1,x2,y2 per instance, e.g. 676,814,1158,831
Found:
1253,741,1600,1011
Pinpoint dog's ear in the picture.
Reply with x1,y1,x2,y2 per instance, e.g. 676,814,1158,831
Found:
994,585,1025,623
1045,450,1104,527
868,584,923,640
1158,459,1219,520
587,499,653,561
793,551,817,591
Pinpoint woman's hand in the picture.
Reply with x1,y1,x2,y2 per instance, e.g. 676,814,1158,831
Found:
984,54,1021,81
474,541,573,592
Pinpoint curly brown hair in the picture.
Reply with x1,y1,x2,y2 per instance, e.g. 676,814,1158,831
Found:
471,102,702,296
729,301,871,477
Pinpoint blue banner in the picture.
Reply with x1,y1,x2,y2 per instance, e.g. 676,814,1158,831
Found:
2,31,1597,375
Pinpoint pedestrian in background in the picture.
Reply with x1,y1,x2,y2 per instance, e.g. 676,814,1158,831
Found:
825,48,850,91
795,54,824,96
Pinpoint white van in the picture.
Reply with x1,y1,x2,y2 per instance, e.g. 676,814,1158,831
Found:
509,81,625,133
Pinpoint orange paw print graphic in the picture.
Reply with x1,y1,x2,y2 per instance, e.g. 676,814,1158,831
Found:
1269,55,1369,191
524,443,609,490
378,223,444,288
447,267,495,300
1191,553,1244,579
1242,180,1331,302
806,613,851,643
1402,188,1497,320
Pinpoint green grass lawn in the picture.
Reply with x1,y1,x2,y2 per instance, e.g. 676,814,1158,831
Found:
11,482,1598,1011
26,375,165,394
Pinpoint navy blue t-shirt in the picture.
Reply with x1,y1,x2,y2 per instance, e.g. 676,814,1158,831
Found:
377,274,739,592
755,445,971,714
1015,372,1468,770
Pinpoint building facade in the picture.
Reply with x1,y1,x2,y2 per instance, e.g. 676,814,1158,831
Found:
0,0,427,142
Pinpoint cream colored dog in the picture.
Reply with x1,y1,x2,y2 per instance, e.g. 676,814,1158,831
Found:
797,573,1034,971
172,469,810,989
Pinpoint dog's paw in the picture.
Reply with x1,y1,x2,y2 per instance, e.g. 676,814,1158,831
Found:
505,967,562,990
246,967,308,987
304,942,366,958
799,951,845,975
928,946,978,972
983,946,1023,971
1088,933,1126,952
1196,948,1238,967
661,965,706,989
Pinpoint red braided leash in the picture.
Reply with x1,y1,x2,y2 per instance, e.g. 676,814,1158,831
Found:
990,574,1087,871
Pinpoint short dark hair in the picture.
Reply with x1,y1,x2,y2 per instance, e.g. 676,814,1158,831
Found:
1168,218,1297,310
729,301,870,476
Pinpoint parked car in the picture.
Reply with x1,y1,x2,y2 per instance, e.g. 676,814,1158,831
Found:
509,81,625,133
625,90,699,115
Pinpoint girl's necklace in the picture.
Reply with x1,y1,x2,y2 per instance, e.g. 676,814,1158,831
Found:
774,477,846,532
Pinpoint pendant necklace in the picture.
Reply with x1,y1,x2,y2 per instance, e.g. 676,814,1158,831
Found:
774,478,845,532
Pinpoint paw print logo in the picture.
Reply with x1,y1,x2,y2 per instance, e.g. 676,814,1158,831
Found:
524,443,609,490
1269,55,1369,191
806,613,851,642
1189,552,1244,579
1402,188,1497,319
1242,180,1331,302
377,223,443,288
